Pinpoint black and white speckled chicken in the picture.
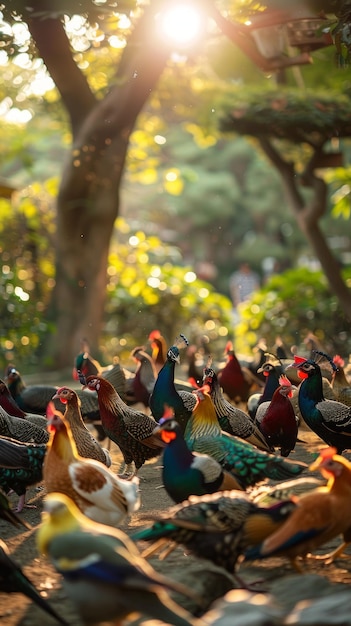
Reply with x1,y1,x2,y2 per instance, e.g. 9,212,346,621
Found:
0,406,49,444
82,374,165,477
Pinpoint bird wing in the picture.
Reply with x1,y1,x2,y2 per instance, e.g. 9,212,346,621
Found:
69,461,139,517
317,399,351,432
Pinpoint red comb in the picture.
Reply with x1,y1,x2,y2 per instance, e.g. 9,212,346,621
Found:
333,354,344,368
149,329,161,339
293,355,307,364
278,375,291,386
319,446,337,461
161,405,174,420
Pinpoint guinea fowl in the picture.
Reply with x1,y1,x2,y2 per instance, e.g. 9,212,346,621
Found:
0,538,68,625
0,406,49,444
0,435,46,512
154,413,243,503
44,409,140,525
149,335,195,434
203,365,272,452
82,374,165,478
184,387,307,489
132,489,296,587
255,375,299,457
52,387,111,467
289,352,351,453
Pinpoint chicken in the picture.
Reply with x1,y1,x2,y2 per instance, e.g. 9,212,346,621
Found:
52,387,111,467
43,410,140,526
132,489,296,587
0,379,48,429
184,387,307,489
0,405,49,444
125,346,157,409
148,329,168,374
244,446,351,569
247,354,282,420
37,492,205,626
0,538,68,625
203,365,272,451
0,435,46,512
149,335,195,434
289,352,351,453
154,414,243,503
331,354,351,407
217,340,253,404
82,374,165,478
255,375,299,457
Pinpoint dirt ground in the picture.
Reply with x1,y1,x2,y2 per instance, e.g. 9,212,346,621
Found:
1,425,351,626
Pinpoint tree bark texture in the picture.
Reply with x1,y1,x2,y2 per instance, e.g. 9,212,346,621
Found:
28,8,171,367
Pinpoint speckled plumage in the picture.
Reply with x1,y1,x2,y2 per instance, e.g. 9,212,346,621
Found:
0,435,46,511
0,406,49,444
52,387,111,467
203,367,271,451
291,356,351,453
84,375,164,476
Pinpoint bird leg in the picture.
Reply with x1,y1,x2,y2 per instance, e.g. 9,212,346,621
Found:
14,493,36,513
309,541,350,564
117,461,136,479
140,539,176,560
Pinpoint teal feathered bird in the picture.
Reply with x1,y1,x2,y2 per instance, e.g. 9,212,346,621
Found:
0,538,68,624
0,435,46,512
37,492,206,626
149,334,195,434
289,352,351,453
132,489,296,585
184,388,307,489
155,413,242,503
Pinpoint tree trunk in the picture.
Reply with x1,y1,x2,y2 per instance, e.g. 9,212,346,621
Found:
259,137,351,321
28,8,171,368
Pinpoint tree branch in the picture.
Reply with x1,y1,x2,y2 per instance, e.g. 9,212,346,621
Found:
27,17,96,134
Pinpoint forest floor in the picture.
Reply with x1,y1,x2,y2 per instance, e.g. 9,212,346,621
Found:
1,424,351,626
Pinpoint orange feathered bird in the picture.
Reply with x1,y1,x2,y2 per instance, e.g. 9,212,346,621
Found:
244,446,351,569
43,404,140,526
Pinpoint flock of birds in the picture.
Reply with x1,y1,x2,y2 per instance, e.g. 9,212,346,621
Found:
1,329,351,624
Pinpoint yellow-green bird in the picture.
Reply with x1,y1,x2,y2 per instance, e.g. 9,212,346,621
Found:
36,492,206,626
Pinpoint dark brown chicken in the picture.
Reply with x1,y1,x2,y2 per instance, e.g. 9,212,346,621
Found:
83,375,165,477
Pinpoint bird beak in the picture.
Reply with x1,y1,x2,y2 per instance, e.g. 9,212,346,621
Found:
152,424,161,436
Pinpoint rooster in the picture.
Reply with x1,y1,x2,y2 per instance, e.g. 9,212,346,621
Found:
43,409,140,526
82,374,165,477
217,341,257,404
0,435,46,512
244,447,351,569
37,492,204,626
255,375,299,457
154,413,243,503
289,352,351,453
184,387,307,489
52,387,111,467
203,365,272,451
148,329,168,374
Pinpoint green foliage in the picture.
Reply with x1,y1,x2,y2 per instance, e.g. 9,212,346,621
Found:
103,218,233,361
234,266,351,356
